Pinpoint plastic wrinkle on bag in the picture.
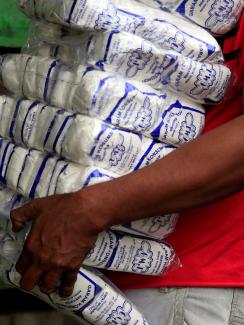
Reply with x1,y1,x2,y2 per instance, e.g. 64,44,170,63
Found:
111,214,179,240
0,225,150,324
71,31,231,103
84,230,179,275
0,137,119,198
0,55,206,145
19,0,225,63
0,185,180,276
132,0,244,36
26,18,224,64
0,143,178,240
0,95,176,174
23,23,231,104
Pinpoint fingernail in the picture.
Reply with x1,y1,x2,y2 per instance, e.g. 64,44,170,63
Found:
40,287,55,295
59,291,71,298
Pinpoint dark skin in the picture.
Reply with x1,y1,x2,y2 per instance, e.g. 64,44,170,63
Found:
11,114,244,297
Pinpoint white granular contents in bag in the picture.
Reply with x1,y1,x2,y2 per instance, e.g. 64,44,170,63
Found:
19,0,224,62
0,53,230,104
0,184,27,218
0,184,177,240
134,0,244,35
112,214,178,239
0,258,149,324
78,31,230,103
84,230,175,275
82,284,147,323
0,141,29,191
25,27,229,103
0,56,206,145
0,96,176,175
15,150,55,198
0,138,118,198
70,69,205,144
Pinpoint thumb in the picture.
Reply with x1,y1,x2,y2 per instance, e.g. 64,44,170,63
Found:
10,201,40,233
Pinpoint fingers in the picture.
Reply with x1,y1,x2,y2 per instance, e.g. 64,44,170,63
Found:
59,271,78,298
19,264,44,292
40,271,62,295
10,201,40,232
16,251,32,275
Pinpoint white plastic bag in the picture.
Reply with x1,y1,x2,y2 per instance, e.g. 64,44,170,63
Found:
0,145,178,240
0,96,176,175
0,137,118,198
0,56,206,145
24,27,230,103
0,186,179,276
133,0,244,35
0,257,149,324
19,0,224,62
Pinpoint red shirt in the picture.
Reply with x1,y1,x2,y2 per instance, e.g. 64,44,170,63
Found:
109,13,244,290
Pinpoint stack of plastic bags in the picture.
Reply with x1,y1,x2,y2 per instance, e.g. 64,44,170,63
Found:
132,0,243,35
0,0,238,323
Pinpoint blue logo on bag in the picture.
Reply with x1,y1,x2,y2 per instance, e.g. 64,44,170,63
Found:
146,54,178,85
127,42,153,78
110,144,126,167
149,215,173,233
163,31,185,54
178,113,196,142
95,5,121,31
122,14,145,34
191,64,216,96
206,0,234,28
132,241,153,274
133,96,153,132
106,301,132,324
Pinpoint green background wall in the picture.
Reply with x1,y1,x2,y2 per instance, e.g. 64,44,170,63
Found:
0,0,30,47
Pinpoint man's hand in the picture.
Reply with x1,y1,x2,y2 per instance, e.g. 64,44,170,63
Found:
10,191,108,297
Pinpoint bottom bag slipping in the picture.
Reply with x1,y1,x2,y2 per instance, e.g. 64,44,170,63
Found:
0,230,149,325
0,185,180,276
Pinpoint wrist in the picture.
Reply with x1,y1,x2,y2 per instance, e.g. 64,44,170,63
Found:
75,182,119,233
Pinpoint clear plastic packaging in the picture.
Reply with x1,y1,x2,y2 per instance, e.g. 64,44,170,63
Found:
111,214,179,240
133,0,244,35
0,137,118,198
0,56,206,144
23,24,231,103
19,0,224,62
0,184,29,218
73,31,230,103
0,95,176,175
85,230,178,275
0,148,178,240
0,188,179,276
0,228,150,325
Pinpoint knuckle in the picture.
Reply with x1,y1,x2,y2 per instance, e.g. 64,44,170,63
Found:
37,253,50,266
25,242,36,255
40,286,55,295
54,259,67,269
60,287,73,298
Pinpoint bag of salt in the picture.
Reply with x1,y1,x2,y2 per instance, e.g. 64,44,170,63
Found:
0,244,149,324
133,0,244,35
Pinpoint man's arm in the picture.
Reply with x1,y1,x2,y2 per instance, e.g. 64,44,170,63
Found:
11,114,244,297
96,114,244,223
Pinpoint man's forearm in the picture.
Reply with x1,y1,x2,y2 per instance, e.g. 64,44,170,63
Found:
81,115,244,228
